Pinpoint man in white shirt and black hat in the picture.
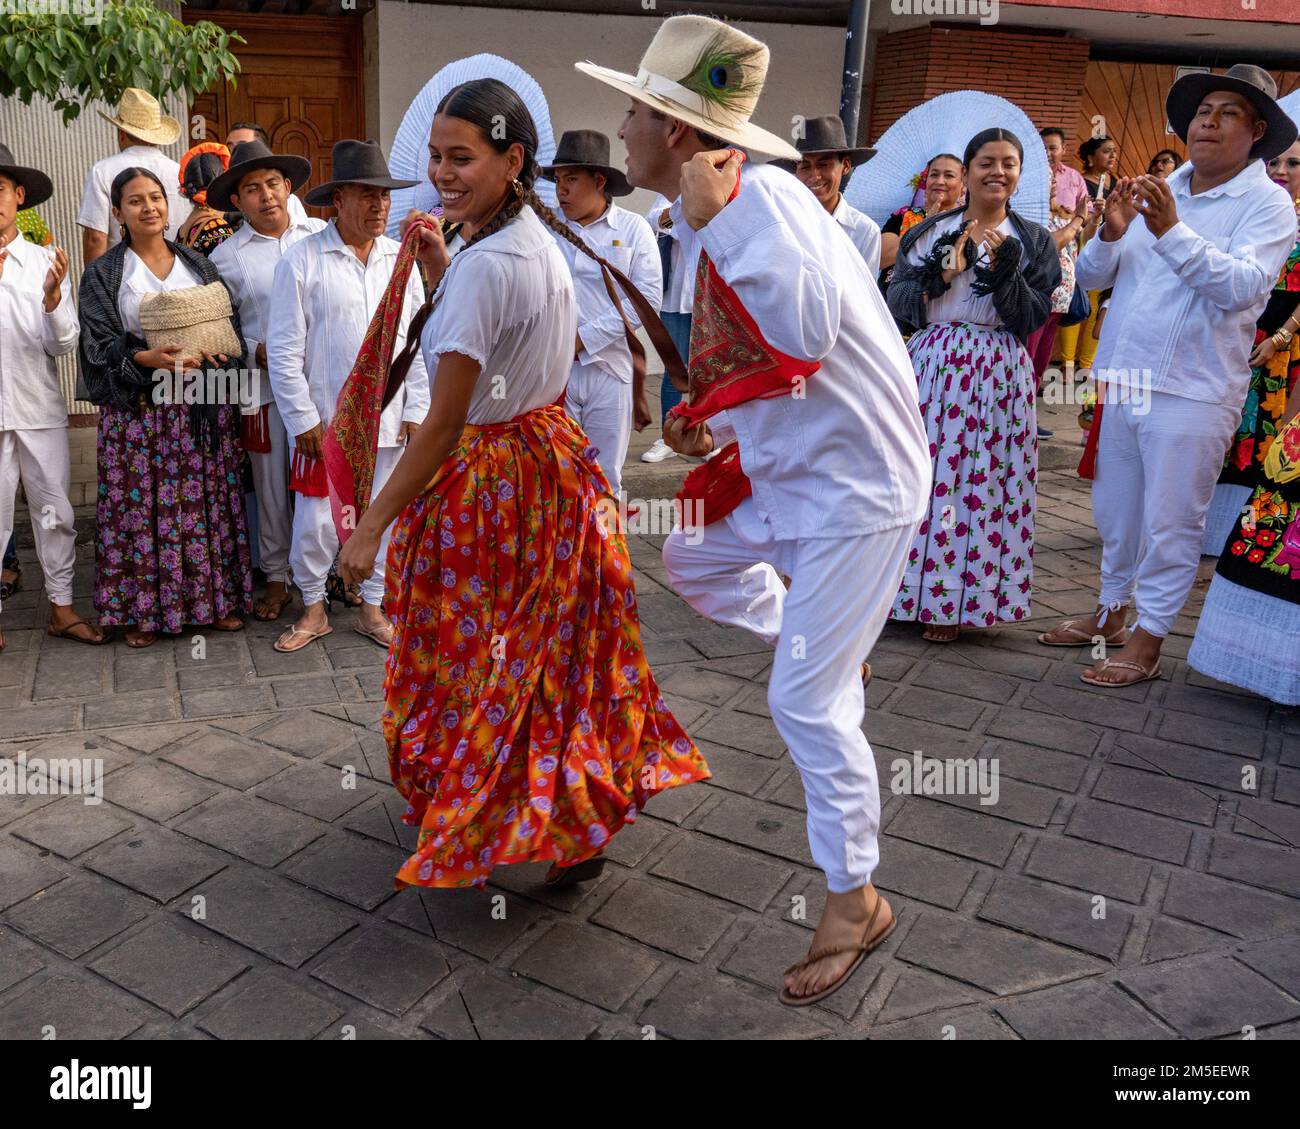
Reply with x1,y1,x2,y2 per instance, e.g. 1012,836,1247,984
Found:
1040,64,1299,689
542,129,662,501
0,144,106,650
267,140,430,653
208,140,325,624
775,114,882,274
224,122,313,227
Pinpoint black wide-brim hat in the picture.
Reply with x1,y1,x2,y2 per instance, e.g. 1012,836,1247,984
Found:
303,139,417,207
1166,64,1298,161
0,143,53,209
771,114,876,173
208,140,312,211
541,129,633,197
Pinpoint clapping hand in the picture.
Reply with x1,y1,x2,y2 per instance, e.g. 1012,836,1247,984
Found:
1130,174,1179,239
42,246,68,312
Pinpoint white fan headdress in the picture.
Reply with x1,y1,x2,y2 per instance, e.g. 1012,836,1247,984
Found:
1279,88,1300,134
846,90,1051,227
386,53,558,238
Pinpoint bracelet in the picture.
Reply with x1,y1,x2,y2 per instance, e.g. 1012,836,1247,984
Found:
1272,329,1293,348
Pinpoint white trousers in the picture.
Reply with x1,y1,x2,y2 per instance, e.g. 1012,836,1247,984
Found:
247,402,292,584
290,444,401,607
663,497,916,893
0,428,77,607
1092,391,1239,637
565,365,632,499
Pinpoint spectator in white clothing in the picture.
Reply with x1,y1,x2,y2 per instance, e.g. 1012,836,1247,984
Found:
224,122,312,226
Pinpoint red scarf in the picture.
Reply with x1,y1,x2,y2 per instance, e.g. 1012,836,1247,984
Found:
669,162,820,527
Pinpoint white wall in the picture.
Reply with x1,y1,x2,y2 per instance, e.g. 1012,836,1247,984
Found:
370,1,846,219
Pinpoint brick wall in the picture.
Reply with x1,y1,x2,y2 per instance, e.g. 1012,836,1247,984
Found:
869,25,1092,156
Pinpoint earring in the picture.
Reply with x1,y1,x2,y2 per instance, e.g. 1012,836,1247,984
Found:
511,178,524,199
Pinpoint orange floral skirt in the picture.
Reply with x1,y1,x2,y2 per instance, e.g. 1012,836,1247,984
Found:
382,402,709,888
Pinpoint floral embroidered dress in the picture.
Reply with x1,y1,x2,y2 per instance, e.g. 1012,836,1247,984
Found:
383,207,707,889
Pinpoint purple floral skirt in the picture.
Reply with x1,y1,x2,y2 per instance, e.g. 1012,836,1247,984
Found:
94,403,252,632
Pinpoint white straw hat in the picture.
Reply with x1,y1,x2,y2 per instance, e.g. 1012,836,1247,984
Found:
575,15,800,161
98,88,181,147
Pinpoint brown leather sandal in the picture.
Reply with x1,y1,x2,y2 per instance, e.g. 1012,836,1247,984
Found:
46,618,109,646
778,895,897,1007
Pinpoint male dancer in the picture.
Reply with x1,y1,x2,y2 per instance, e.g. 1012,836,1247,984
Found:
778,114,881,273
1039,65,1298,687
578,15,930,1006
267,140,429,652
542,130,661,499
208,140,325,622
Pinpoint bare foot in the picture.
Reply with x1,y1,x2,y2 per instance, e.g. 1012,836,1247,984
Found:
124,628,157,648
356,602,394,646
1082,626,1164,686
1038,604,1128,646
254,580,291,621
922,624,960,643
783,885,893,1002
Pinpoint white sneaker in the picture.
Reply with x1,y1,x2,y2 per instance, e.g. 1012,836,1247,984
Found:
641,439,677,463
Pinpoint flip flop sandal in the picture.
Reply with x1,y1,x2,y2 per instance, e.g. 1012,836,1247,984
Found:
209,618,245,632
47,618,109,646
0,565,21,599
778,896,897,1008
1038,619,1129,647
1080,658,1162,688
354,622,393,649
544,855,607,887
125,631,158,649
274,625,333,653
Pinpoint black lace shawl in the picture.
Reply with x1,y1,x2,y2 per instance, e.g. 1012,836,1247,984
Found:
886,206,1061,343
78,240,246,444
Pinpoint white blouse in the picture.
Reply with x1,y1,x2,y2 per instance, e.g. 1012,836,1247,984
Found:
905,213,1016,328
117,248,204,337
421,206,576,425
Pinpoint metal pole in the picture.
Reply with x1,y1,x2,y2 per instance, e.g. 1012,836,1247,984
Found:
839,0,871,146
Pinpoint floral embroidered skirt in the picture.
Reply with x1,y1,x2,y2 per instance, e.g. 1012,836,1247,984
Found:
382,402,709,889
891,322,1037,628
94,403,252,632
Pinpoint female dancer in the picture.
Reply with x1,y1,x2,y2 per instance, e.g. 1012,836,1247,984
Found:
338,79,707,889
878,152,965,297
79,167,251,646
887,128,1059,643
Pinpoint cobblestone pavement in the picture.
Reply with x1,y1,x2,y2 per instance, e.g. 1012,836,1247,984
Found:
1,452,1298,1039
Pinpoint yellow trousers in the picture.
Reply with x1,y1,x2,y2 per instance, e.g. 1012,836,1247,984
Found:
1052,290,1102,369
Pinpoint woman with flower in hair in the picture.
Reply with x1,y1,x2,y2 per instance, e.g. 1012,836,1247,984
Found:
877,153,965,304
337,77,706,890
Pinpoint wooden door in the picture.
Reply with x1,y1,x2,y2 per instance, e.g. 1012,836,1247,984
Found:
183,12,365,212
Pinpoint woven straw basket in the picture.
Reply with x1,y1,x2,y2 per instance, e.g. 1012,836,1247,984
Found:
139,282,241,358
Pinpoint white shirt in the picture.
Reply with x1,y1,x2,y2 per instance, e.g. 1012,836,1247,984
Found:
210,212,326,412
648,194,701,314
267,220,430,448
832,195,882,276
670,162,930,540
421,206,574,425
0,235,79,430
550,201,662,383
903,213,1017,328
117,248,203,337
1076,159,1298,407
77,144,192,248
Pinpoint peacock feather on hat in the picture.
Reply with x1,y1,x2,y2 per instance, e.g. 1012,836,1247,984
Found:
677,33,766,117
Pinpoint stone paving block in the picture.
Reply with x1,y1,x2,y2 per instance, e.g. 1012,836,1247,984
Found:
691,708,787,758
917,773,1060,829
173,793,326,868
4,874,151,959
162,730,296,790
271,675,343,709
0,929,45,993
873,839,977,911
681,621,772,659
1235,936,1300,999
8,800,134,859
341,793,420,853
198,972,343,1040
310,925,449,1015
695,793,815,867
985,706,1102,756
33,643,107,699
865,710,980,758
995,980,1174,1039
187,868,356,968
1274,767,1300,806
977,875,1133,962
0,789,61,829
263,712,369,759
659,693,708,731
1156,710,1264,758
869,1005,1019,1040
0,976,149,1040
1025,683,1149,734
89,919,249,1017
85,693,174,728
590,878,736,961
104,760,221,822
1119,955,1300,1039
694,740,781,797
420,968,601,1040
254,762,378,822
248,638,327,678
104,723,199,754
1234,798,1300,847
1141,917,1231,963
1,702,79,739
760,764,807,811
278,833,405,911
890,686,987,731
1065,801,1193,865
894,912,1102,995
175,662,247,691
0,843,66,911
1023,836,1152,904
1159,682,1271,729
1162,871,1300,940
181,685,274,719
1206,835,1300,899
885,799,1020,866
978,738,1089,793
326,645,387,671
913,661,1018,705
321,732,389,781
943,643,1053,682
1109,731,1258,793
1090,765,1219,826
650,835,792,911
875,966,985,1024
600,815,669,869
386,887,545,960
27,733,136,777
641,967,832,1039
511,922,661,1011
84,828,227,902
639,782,711,828
655,664,750,708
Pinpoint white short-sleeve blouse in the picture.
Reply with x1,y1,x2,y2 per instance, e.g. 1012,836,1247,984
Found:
905,212,1017,329
117,247,204,337
420,206,576,425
